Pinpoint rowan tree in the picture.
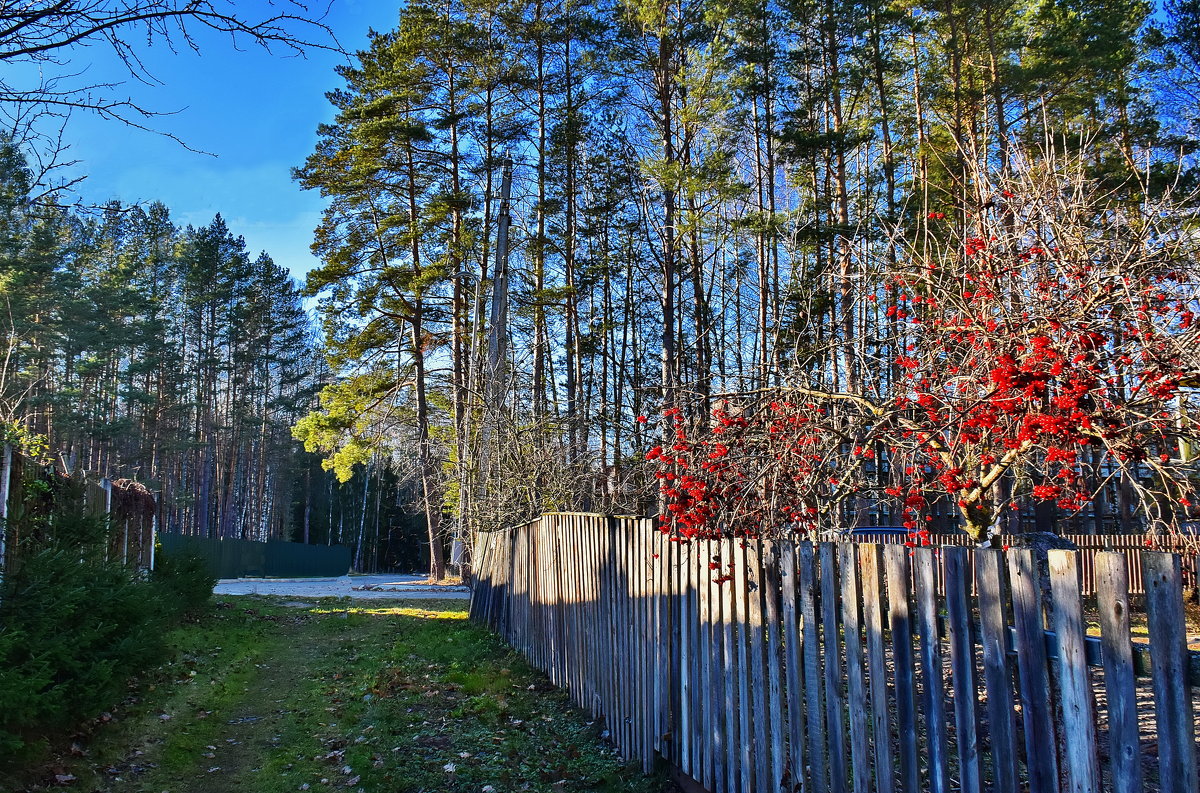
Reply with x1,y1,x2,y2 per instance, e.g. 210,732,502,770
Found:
651,153,1200,543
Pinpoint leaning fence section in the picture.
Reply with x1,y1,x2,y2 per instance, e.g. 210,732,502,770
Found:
470,513,1200,793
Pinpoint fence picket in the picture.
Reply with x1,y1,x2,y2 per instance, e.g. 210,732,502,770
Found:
820,542,848,793
840,543,871,793
749,541,771,789
699,537,715,790
655,525,669,753
858,543,894,793
1141,551,1198,793
975,549,1018,792
735,539,754,792
800,541,827,793
781,542,806,793
722,537,740,793
1095,552,1142,793
762,541,786,793
883,544,919,793
1008,548,1058,793
1047,550,1099,793
943,546,980,793
914,548,948,793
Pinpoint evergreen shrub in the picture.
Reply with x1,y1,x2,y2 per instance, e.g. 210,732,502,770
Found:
0,493,214,758
151,547,217,615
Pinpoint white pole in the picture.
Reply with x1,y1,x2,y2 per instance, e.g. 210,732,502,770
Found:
0,443,11,594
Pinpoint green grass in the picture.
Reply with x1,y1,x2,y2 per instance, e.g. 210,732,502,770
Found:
5,598,670,793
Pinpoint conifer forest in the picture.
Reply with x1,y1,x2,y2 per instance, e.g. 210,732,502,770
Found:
6,0,1200,577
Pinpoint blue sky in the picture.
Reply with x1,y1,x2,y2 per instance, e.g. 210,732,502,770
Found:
51,1,402,283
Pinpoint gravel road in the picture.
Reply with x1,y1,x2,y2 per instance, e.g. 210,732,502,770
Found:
213,573,470,599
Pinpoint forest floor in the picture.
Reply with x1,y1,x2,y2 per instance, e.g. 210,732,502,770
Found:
8,597,672,793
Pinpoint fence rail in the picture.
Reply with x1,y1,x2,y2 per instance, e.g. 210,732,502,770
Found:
469,513,1200,793
841,531,1197,596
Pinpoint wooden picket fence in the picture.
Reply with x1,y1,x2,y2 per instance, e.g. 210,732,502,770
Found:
469,513,1200,793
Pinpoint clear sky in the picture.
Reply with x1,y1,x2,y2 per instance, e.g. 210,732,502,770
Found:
51,0,403,284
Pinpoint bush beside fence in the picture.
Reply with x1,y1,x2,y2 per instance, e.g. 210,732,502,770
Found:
469,513,1200,793
0,500,213,761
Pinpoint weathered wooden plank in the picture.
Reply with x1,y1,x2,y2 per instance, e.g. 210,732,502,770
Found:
553,520,564,685
604,516,620,752
703,538,722,793
914,548,947,793
579,519,594,717
749,541,771,790
722,537,740,793
547,519,558,685
467,530,486,622
556,519,569,697
975,549,1018,792
781,542,806,793
578,517,589,710
692,537,706,788
1094,552,1142,793
652,524,667,753
820,542,848,793
1047,550,1099,793
1141,551,1198,793
840,543,871,793
512,524,521,639
680,537,693,776
532,520,542,672
735,539,754,793
858,543,895,793
672,532,681,763
622,517,636,759
638,520,654,770
699,535,714,788
689,535,703,782
800,541,827,793
763,541,786,793
883,544,918,793
627,518,639,760
550,520,563,695
633,519,645,766
588,520,600,716
942,546,980,793
1007,548,1058,793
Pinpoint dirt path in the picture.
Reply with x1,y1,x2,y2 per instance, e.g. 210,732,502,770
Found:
169,624,323,792
13,598,667,793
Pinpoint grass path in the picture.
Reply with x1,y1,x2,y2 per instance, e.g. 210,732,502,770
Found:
10,597,669,793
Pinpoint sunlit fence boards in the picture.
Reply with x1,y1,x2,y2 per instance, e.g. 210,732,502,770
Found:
471,513,1200,792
